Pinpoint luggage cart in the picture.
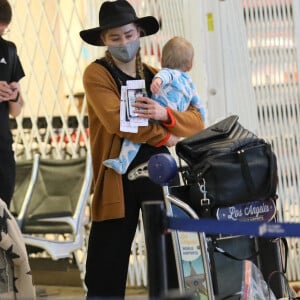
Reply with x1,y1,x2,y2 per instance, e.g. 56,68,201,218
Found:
128,153,215,300
129,153,286,299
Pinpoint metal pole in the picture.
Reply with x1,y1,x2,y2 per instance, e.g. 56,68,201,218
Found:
142,201,168,300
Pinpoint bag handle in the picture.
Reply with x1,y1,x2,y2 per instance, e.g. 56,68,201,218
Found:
238,149,255,194
238,143,277,198
213,243,259,261
265,144,278,197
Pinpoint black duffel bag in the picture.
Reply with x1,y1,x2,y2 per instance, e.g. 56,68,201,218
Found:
175,115,278,212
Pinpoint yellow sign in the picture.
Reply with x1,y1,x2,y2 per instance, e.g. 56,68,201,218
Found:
207,13,214,32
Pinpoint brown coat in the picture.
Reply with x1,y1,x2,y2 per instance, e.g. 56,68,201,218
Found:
83,61,204,221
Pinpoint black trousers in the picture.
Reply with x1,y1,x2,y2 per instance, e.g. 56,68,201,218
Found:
85,145,178,299
0,149,15,207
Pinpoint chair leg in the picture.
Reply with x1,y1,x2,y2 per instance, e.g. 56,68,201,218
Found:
74,222,90,291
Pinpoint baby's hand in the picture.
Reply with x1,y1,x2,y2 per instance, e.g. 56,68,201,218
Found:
150,77,162,94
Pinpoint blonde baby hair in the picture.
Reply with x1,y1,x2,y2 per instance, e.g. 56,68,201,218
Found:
161,36,194,72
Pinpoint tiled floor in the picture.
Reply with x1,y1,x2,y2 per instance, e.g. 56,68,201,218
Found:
34,282,300,299
30,258,300,299
35,283,300,299
36,285,84,299
31,258,148,300
36,285,148,300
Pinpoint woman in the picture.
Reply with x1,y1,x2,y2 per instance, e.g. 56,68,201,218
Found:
103,36,207,174
79,1,205,299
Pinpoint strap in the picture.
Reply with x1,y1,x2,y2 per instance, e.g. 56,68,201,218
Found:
281,237,288,273
95,58,122,91
212,236,288,278
238,142,277,198
238,148,255,195
265,143,278,197
95,58,156,97
212,238,259,261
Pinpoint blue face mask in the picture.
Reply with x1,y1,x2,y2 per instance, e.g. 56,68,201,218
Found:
108,39,140,63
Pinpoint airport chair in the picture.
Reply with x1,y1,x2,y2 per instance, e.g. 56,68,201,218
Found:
10,154,40,226
16,154,93,285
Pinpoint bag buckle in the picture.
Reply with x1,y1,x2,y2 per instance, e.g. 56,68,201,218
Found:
198,179,210,207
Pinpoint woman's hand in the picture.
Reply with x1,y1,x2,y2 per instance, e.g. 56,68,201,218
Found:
165,133,180,147
132,96,169,121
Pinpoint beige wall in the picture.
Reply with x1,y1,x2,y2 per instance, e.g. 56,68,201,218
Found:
8,0,86,117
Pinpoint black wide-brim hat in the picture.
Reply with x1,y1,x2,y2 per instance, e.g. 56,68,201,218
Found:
80,0,160,46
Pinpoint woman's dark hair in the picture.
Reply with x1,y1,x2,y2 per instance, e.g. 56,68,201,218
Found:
0,0,12,25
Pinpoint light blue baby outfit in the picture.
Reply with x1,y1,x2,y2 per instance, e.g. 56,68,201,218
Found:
103,68,207,174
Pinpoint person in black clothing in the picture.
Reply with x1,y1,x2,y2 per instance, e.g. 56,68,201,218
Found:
0,0,25,207
79,1,205,299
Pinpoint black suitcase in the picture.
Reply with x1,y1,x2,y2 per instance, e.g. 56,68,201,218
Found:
207,235,285,299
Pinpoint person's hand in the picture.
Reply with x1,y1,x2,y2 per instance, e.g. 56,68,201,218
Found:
150,77,162,94
165,134,180,147
0,81,16,102
8,82,19,101
132,96,169,121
